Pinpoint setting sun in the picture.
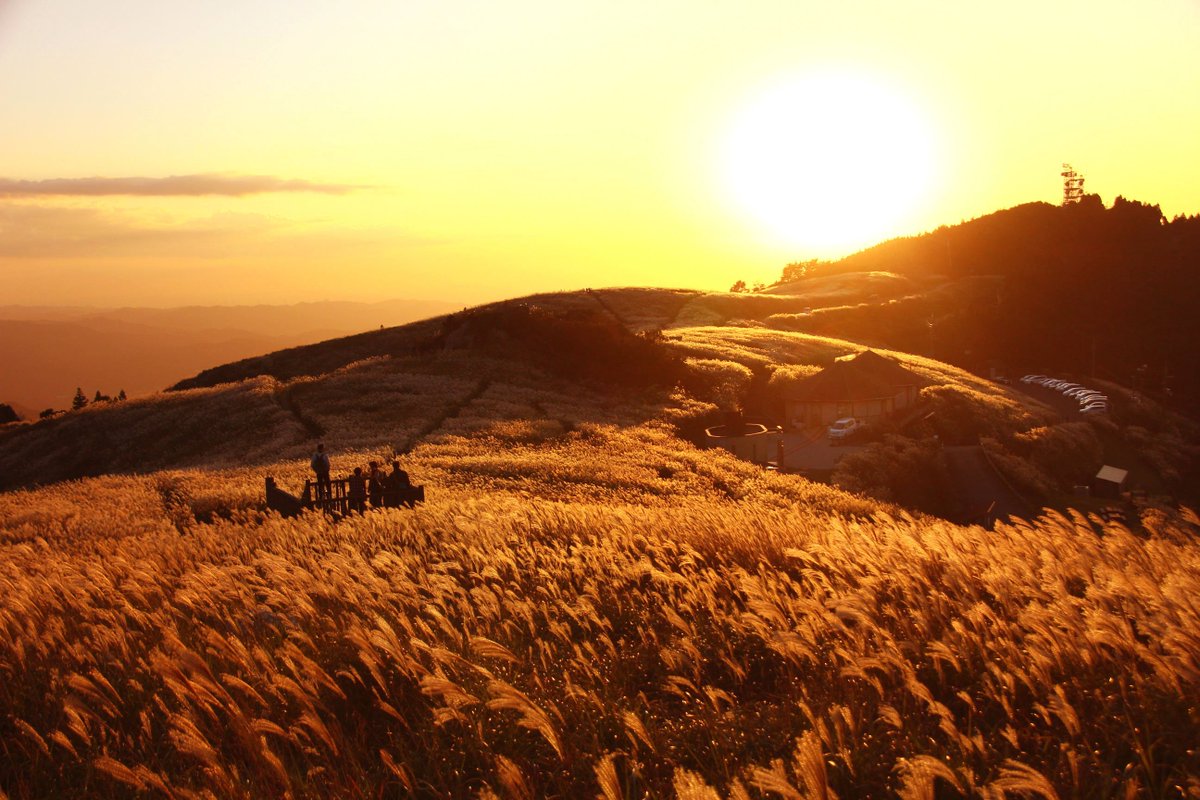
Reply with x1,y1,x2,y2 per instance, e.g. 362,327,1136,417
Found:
721,70,939,253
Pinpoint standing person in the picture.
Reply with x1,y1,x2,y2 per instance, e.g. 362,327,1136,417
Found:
367,461,385,507
385,460,413,508
310,443,332,500
348,467,367,513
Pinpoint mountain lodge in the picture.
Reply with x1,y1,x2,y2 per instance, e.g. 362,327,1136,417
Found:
786,350,925,429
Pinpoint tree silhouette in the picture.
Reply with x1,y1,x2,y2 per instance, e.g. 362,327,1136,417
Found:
779,260,822,284
778,198,1200,402
72,387,88,411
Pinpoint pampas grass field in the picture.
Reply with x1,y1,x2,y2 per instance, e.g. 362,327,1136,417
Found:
1,290,1197,798
2,434,1198,798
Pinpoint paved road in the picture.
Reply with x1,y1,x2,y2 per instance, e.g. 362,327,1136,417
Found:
778,430,864,471
943,445,1036,525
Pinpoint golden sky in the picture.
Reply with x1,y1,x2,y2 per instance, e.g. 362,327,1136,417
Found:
1,1,1197,307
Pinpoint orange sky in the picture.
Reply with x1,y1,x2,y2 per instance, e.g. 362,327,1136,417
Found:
1,1,1197,307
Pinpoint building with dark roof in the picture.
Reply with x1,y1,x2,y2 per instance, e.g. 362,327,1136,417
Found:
785,350,925,429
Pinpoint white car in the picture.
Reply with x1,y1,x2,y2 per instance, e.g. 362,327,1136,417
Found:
1021,374,1046,384
827,417,862,441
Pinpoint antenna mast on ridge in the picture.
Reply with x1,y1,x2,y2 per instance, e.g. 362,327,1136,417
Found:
1061,163,1085,205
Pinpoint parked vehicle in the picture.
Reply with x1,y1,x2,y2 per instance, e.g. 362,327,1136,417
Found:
827,417,862,442
1021,374,1046,383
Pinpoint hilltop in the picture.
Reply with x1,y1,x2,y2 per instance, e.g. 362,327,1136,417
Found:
772,197,1200,405
1,279,1199,798
1,283,1198,798
0,298,457,412
6,277,1195,510
1,200,1198,799
0,286,1069,503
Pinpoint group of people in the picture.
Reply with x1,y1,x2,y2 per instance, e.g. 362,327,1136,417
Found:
310,443,417,512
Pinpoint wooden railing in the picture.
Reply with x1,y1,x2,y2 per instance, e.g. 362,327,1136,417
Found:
303,477,353,516
265,476,424,518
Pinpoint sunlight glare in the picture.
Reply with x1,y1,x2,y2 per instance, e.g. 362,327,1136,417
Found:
722,70,938,253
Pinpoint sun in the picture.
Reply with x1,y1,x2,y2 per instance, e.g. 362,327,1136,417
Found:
721,70,939,253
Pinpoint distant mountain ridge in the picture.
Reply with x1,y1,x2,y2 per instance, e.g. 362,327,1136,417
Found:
0,298,457,411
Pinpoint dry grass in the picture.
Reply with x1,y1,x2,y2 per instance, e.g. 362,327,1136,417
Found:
664,326,855,371
0,377,304,487
2,291,1197,798
764,271,918,302
1,452,1197,798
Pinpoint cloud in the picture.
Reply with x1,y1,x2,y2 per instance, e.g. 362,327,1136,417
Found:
0,174,358,197
0,204,274,258
0,202,433,261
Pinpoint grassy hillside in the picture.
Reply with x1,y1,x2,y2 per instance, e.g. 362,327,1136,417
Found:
0,288,1060,493
783,199,1200,404
2,441,1198,798
0,299,457,411
1,286,1198,798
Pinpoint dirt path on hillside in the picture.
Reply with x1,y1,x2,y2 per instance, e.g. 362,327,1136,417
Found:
396,378,492,454
585,289,628,329
274,385,325,439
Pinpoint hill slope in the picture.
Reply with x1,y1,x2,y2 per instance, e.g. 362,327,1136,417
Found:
773,198,1200,403
1,286,1198,798
0,287,1058,495
0,298,457,411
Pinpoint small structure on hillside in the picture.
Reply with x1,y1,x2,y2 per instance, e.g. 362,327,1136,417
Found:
1092,465,1129,499
705,412,780,465
785,350,925,430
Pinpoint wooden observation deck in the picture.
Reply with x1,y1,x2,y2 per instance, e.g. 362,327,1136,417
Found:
265,476,424,518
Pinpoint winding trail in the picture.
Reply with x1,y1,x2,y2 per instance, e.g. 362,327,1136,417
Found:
274,386,325,439
396,377,493,455
585,289,628,330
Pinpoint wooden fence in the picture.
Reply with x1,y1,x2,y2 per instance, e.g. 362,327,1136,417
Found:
265,476,424,518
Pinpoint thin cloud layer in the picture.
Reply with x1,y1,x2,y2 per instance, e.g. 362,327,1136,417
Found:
0,174,357,197
0,202,430,261
0,204,275,258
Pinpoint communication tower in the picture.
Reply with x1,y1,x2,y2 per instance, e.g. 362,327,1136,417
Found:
1061,163,1085,205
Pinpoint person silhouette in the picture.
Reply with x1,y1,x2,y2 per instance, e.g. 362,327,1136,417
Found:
348,467,367,514
385,460,412,508
368,460,385,507
310,443,331,500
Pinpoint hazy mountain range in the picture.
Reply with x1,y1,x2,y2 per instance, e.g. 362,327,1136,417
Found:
0,299,458,414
